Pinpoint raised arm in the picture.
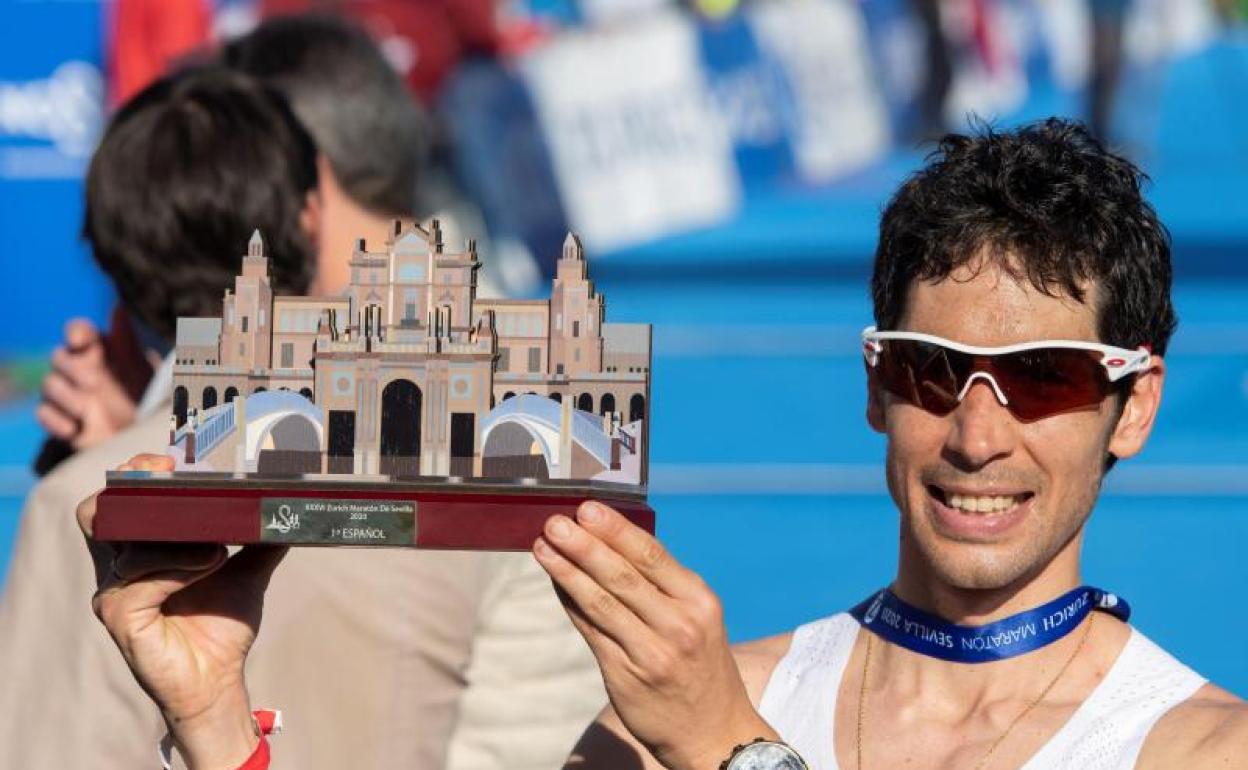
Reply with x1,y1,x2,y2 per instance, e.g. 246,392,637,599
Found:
533,501,785,770
78,453,286,769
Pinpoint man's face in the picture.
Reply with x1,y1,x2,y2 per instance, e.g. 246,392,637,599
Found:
869,257,1160,591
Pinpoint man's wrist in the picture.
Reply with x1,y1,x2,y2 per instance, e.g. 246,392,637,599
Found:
166,690,258,770
662,713,781,770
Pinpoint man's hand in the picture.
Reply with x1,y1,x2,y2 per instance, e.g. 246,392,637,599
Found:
37,319,138,450
79,454,286,769
533,502,778,770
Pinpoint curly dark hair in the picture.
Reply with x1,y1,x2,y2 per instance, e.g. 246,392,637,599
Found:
84,66,317,343
872,118,1177,356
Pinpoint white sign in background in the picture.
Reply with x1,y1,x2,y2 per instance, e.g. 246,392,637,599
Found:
747,0,891,184
522,9,741,253
576,0,673,28
1029,0,1217,92
0,61,103,179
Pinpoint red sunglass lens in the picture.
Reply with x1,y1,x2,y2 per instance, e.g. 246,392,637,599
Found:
993,349,1111,420
876,340,963,415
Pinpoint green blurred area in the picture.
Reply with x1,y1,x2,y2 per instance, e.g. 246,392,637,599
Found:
1220,0,1248,21
0,358,51,403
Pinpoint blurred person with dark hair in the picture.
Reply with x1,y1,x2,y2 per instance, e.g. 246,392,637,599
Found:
32,62,316,464
34,15,424,468
32,64,318,471
220,13,429,294
8,16,606,770
0,64,320,768
84,70,317,337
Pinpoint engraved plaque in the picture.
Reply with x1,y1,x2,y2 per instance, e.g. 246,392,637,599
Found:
259,498,416,545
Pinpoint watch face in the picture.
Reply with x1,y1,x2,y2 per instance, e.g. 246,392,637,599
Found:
726,742,807,770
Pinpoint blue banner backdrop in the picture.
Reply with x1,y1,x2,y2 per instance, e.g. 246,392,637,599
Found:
0,0,112,356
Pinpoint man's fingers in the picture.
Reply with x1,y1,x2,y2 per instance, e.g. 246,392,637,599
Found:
550,576,633,667
74,490,122,589
41,371,85,420
51,340,108,391
77,456,173,542
533,533,661,663
574,502,698,599
63,318,102,355
112,543,227,584
540,514,674,630
93,565,229,636
126,453,175,473
77,489,101,540
78,456,179,583
94,548,281,647
35,401,79,440
214,545,289,599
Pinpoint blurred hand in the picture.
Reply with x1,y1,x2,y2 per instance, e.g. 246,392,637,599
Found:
37,319,138,450
79,454,286,769
533,502,778,770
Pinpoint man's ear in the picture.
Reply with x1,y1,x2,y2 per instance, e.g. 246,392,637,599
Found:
1107,356,1165,461
866,364,887,434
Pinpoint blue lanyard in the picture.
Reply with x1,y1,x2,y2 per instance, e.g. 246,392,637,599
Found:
849,586,1131,664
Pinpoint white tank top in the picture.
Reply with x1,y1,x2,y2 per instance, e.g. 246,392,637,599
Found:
758,613,1206,770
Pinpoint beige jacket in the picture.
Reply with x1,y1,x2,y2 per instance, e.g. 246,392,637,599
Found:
0,408,605,769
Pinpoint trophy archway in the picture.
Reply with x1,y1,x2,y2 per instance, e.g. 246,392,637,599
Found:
380,378,422,477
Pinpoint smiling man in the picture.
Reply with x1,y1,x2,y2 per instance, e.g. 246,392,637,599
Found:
78,120,1248,770
530,119,1248,770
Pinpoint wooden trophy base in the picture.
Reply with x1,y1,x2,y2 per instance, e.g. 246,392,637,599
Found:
95,472,654,551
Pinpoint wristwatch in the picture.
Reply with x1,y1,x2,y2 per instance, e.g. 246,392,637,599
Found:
719,738,810,770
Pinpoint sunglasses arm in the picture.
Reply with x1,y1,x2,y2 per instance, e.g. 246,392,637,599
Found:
1102,349,1153,383
862,339,882,367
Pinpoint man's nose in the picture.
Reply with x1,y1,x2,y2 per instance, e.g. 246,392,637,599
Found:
943,376,1017,470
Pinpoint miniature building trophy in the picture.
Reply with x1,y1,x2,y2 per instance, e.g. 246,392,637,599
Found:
94,220,654,550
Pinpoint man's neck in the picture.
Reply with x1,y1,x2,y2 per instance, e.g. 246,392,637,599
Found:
875,535,1109,701
312,158,403,296
891,536,1084,626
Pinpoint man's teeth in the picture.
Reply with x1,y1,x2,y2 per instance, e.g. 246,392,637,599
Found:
947,494,1023,514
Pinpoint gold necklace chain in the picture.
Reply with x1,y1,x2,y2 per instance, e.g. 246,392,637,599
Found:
856,613,1096,770
856,626,874,770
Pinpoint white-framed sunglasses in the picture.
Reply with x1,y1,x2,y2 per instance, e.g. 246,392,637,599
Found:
862,326,1152,421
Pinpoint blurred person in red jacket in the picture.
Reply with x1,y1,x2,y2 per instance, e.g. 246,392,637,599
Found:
106,0,506,108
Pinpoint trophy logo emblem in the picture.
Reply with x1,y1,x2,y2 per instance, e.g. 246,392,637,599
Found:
265,503,300,534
